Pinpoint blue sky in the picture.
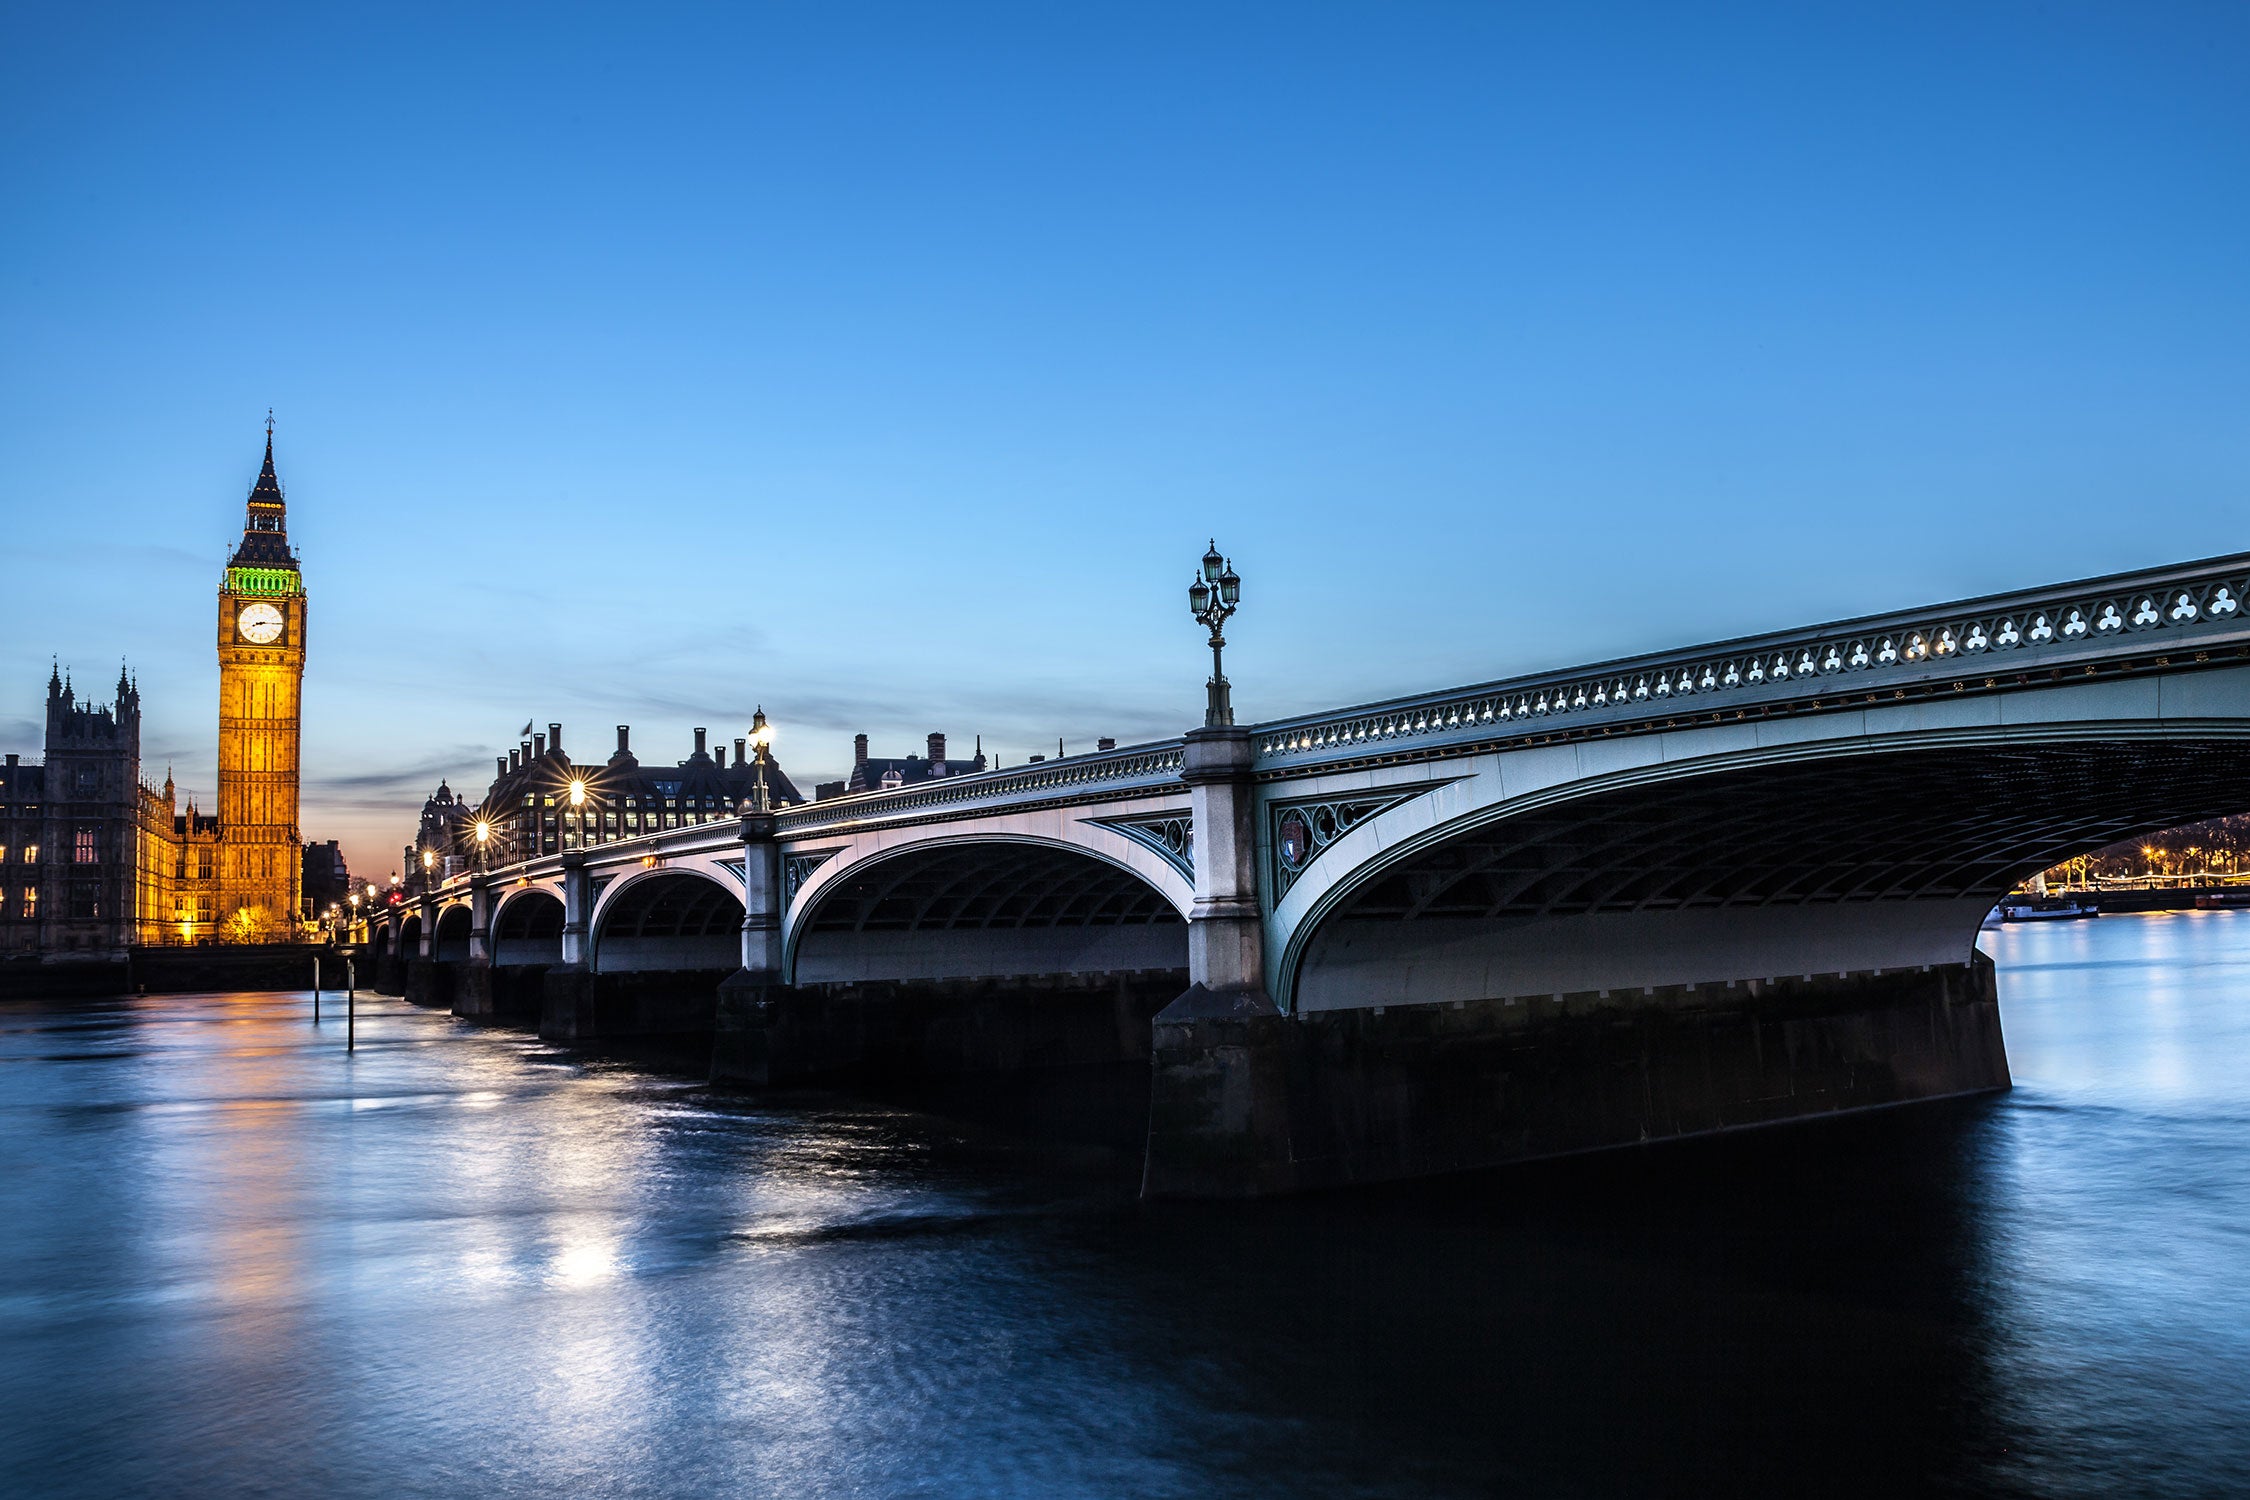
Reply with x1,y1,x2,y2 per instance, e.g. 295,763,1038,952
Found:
3,2,2246,878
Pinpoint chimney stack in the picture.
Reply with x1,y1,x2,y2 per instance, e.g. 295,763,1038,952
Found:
734,737,747,765
548,722,563,756
854,733,869,765
928,732,946,765
496,756,507,778
533,732,547,758
716,745,728,769
1097,737,1116,752
693,727,708,758
617,724,631,756
509,747,520,772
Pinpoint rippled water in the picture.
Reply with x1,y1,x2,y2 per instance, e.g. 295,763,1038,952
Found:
3,913,2247,1497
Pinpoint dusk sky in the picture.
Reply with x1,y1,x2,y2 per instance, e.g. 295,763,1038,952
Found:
4,2,2246,879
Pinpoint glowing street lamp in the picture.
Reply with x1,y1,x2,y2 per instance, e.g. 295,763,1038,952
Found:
747,707,776,814
1186,539,1243,727
568,776,588,849
473,816,492,873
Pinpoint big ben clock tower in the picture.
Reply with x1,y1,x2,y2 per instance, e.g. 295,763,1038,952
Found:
216,416,306,938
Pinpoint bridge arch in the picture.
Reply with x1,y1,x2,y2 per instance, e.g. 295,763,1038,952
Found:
397,912,424,960
590,869,744,974
1279,725,2250,1011
786,835,1188,985
492,888,565,966
371,922,392,963
433,904,473,963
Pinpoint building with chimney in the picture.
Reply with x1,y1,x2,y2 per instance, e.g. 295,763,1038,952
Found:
400,721,807,884
815,732,990,800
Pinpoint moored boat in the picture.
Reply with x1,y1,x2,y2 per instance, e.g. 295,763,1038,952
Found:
2001,896,2100,922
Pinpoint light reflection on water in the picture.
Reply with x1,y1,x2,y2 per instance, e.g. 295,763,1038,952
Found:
1,913,2246,1497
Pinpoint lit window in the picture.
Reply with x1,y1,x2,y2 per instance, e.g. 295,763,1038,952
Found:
73,828,97,864
21,889,35,919
23,845,36,864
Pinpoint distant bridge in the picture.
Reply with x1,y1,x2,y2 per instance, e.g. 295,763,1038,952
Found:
366,552,2250,1194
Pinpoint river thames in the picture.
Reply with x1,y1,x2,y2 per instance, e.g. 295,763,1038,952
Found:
2,913,2246,1497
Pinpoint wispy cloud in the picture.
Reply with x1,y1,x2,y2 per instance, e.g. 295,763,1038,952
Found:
307,747,494,797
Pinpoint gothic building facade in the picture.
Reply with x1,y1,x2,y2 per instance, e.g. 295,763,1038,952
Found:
0,425,310,953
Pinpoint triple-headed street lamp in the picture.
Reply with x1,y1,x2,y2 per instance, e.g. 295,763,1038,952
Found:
1187,540,1243,727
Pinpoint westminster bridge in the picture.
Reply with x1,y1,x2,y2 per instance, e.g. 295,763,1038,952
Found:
363,551,2250,1195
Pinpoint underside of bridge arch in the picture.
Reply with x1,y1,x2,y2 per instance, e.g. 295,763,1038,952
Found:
433,905,472,963
717,844,1188,1146
1294,738,2250,1010
593,874,743,974
793,842,1186,984
492,891,564,967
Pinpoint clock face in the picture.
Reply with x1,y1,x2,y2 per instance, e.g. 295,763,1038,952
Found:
238,602,284,644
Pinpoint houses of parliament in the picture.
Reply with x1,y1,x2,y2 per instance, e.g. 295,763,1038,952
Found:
0,425,312,954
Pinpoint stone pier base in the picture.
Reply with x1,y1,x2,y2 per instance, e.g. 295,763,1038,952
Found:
451,962,545,1023
1144,953,2011,1198
402,958,455,1010
538,967,730,1043
712,970,1185,1148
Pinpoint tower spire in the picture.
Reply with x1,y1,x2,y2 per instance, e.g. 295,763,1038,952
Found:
229,413,293,566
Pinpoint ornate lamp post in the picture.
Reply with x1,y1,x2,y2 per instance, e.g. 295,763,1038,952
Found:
568,776,588,850
421,848,435,893
473,816,492,874
1187,540,1243,727
747,706,776,814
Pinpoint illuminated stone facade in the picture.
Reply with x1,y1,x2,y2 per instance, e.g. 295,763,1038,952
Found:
213,429,306,940
0,427,309,953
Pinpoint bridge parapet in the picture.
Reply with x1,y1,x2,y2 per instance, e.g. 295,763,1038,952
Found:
773,740,1187,834
1255,552,2250,767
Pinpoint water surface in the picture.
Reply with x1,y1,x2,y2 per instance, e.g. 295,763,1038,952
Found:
3,913,2247,1497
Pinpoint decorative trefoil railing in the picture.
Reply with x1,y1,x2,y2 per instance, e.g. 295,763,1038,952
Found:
1255,554,2250,760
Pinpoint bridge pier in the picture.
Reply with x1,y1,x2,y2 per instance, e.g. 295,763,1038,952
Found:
540,966,730,1043
454,961,545,1021
1145,725,1297,1193
713,809,787,1081
536,854,594,1039
1148,953,2009,1197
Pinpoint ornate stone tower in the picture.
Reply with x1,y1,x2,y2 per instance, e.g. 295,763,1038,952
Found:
215,419,306,939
